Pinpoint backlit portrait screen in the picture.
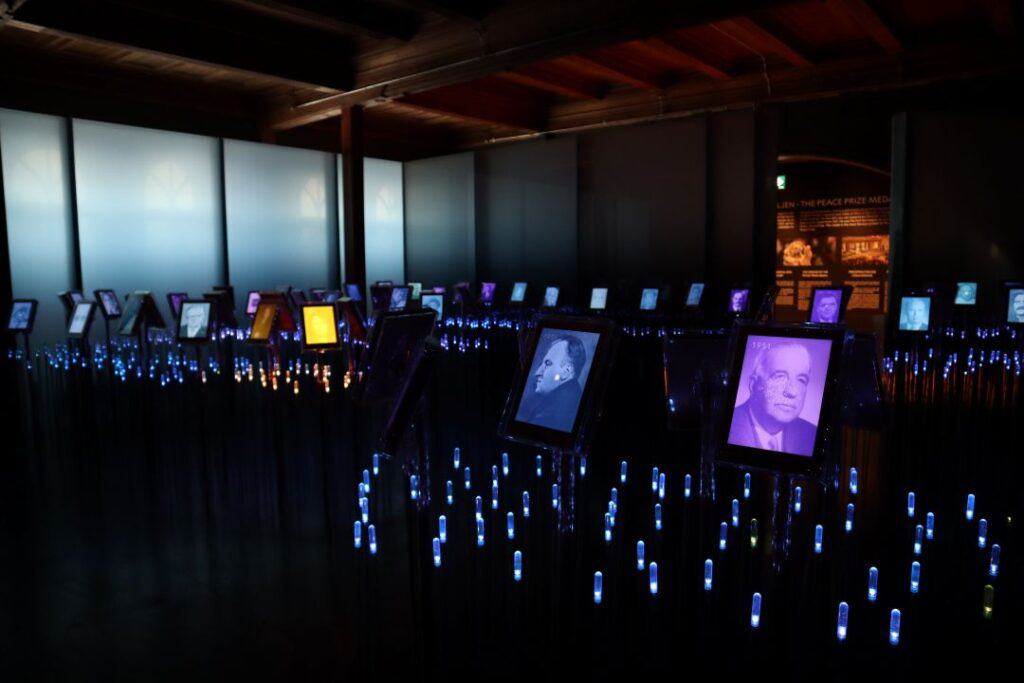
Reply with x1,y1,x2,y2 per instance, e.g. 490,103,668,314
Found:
898,296,931,332
409,282,422,300
590,288,608,310
246,291,261,316
729,288,750,314
544,287,559,308
302,304,339,347
510,282,527,303
809,289,842,324
480,282,497,303
345,284,363,301
8,300,35,331
96,290,121,318
178,301,212,341
514,328,600,433
117,294,145,335
250,302,277,342
421,294,444,320
726,335,833,458
389,286,410,311
640,288,658,311
954,282,977,306
1008,288,1024,324
686,283,704,307
68,302,94,336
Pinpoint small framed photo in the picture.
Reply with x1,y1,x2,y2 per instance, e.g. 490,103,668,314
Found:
480,282,497,305
389,286,411,311
58,291,83,318
543,286,560,308
639,287,659,311
807,286,851,325
499,315,618,453
177,300,213,343
166,292,188,321
954,281,978,306
94,289,122,319
510,282,528,304
717,323,848,476
300,302,340,351
589,287,608,310
685,282,705,308
67,301,97,338
897,294,932,332
421,293,444,321
245,290,261,316
408,282,423,300
1004,285,1024,325
370,284,392,311
728,287,751,315
7,299,38,334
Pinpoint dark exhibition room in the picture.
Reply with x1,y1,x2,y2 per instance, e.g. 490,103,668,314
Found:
1,0,1022,679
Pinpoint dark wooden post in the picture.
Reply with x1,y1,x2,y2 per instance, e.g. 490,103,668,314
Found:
341,105,366,288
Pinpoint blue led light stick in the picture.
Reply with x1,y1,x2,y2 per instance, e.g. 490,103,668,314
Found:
704,559,713,591
837,602,849,641
750,593,762,628
868,566,878,601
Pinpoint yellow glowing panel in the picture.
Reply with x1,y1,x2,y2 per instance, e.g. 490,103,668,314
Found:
250,302,277,342
303,305,338,347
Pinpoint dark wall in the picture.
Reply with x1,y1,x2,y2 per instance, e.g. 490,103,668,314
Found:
577,117,707,292
475,137,578,300
707,110,757,291
900,111,1024,304
404,152,475,288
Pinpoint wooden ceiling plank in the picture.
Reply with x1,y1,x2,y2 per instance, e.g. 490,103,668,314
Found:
214,0,421,41
825,0,901,54
712,16,812,67
641,37,731,80
393,87,546,131
560,54,661,90
497,69,604,100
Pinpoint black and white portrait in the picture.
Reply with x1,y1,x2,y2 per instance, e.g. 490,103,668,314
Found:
178,301,211,340
515,328,600,433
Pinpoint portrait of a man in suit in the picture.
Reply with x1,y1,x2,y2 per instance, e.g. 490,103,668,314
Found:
727,340,822,457
811,290,841,324
899,297,930,332
1008,289,1024,323
179,302,210,340
516,330,598,433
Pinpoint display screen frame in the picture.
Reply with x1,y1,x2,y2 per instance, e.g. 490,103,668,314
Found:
166,292,188,321
300,302,340,351
716,323,848,477
177,299,214,344
7,299,39,334
685,282,705,308
542,286,560,308
421,293,444,321
94,289,122,319
389,285,411,311
356,309,438,405
954,281,978,306
480,281,497,304
1005,284,1024,326
639,287,659,311
67,301,97,338
510,282,528,304
589,287,608,310
897,293,932,333
245,290,261,316
248,300,280,344
499,315,618,453
728,287,751,316
807,286,851,324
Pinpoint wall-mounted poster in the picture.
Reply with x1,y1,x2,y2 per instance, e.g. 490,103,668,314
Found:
774,162,890,327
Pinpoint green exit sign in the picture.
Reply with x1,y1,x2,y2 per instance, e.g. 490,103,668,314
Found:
776,174,787,190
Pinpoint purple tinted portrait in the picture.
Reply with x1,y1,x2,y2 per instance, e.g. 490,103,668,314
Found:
810,289,842,323
727,335,833,457
729,288,750,313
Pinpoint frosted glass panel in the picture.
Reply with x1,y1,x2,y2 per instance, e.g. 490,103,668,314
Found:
363,157,405,287
73,119,224,323
0,109,76,343
226,140,338,312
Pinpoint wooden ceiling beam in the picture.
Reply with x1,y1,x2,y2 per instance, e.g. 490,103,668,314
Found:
825,0,901,54
213,0,421,41
267,0,793,129
498,68,606,100
10,0,355,90
555,54,662,90
388,0,502,24
637,37,731,80
711,16,812,67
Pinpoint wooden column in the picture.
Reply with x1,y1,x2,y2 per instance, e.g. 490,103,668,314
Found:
340,105,366,288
